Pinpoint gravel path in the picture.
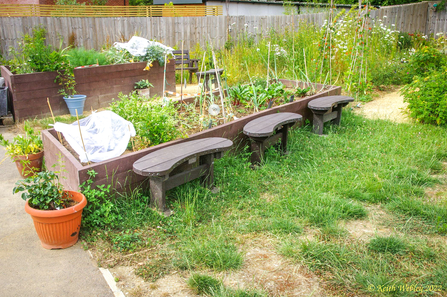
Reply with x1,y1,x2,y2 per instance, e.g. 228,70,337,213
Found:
353,89,411,123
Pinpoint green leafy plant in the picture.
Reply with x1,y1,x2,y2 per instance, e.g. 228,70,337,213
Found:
13,170,69,210
407,46,447,78
295,86,310,97
0,121,43,159
66,47,109,68
109,92,183,148
141,45,172,66
134,79,154,90
111,230,142,252
80,170,122,229
228,84,251,106
6,25,76,98
401,67,447,125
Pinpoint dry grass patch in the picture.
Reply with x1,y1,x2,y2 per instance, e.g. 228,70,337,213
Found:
220,237,326,297
344,205,393,241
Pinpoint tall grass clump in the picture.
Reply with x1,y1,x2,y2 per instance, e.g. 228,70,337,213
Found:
66,47,109,67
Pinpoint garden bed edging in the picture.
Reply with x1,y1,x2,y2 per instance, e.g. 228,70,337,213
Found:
42,80,341,192
0,60,175,121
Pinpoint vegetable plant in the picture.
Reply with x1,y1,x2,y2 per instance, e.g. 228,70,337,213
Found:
13,170,68,210
134,79,154,90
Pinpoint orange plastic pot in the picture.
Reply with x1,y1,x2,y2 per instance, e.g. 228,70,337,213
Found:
14,151,44,178
25,191,87,250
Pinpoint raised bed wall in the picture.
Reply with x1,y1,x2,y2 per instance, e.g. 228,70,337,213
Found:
42,81,341,192
0,60,175,121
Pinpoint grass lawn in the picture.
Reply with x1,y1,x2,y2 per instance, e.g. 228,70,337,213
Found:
82,110,447,296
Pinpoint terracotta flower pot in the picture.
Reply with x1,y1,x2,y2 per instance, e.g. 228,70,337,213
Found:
14,151,44,178
25,191,87,250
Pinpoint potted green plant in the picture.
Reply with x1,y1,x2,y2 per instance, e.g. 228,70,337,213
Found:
57,66,87,117
0,122,44,178
134,79,154,98
13,170,87,249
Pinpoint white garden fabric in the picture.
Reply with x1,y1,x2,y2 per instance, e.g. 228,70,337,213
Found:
54,111,136,163
113,36,174,57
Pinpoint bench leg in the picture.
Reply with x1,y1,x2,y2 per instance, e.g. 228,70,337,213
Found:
189,71,193,84
149,176,167,211
312,114,324,135
251,140,265,166
200,154,215,187
279,125,289,154
332,105,343,125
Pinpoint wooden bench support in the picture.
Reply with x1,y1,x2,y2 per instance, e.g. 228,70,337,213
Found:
243,112,302,166
133,138,232,212
308,96,354,135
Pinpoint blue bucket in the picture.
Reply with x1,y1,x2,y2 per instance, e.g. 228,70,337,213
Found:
63,95,87,117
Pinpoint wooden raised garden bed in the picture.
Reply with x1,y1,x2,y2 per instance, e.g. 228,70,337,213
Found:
42,80,341,192
0,61,175,121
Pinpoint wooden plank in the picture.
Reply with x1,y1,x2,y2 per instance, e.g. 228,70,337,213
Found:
133,137,233,175
243,112,302,137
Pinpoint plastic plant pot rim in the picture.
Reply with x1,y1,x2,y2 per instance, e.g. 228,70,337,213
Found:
24,190,87,218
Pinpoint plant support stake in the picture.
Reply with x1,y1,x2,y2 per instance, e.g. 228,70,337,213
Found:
75,110,90,165
46,98,62,144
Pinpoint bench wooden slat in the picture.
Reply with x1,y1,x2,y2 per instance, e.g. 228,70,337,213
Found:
133,137,232,176
243,112,303,138
308,95,354,111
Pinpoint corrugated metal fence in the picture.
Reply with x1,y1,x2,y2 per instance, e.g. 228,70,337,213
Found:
0,2,445,59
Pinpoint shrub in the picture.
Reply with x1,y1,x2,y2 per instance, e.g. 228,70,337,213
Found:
109,92,183,147
407,46,447,78
401,68,447,125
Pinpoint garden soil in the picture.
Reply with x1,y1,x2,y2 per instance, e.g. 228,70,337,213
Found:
0,123,114,297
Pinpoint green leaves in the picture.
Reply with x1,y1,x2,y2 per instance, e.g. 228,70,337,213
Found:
401,66,447,125
0,121,43,158
13,171,65,210
109,92,182,148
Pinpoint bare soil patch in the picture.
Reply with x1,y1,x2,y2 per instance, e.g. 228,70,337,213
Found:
343,205,393,241
353,88,411,123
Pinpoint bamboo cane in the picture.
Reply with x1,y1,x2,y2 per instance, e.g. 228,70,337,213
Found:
162,54,167,102
46,97,62,144
211,50,226,123
75,109,90,165
180,40,184,104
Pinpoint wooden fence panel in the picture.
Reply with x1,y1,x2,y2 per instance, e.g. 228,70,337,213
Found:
1,3,445,60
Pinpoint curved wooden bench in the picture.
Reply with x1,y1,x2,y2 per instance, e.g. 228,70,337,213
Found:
308,95,354,135
243,112,302,166
133,137,233,212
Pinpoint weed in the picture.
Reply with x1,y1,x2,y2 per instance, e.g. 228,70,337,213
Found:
177,236,244,271
110,230,143,252
188,274,223,295
367,236,407,255
188,273,266,297
136,256,172,282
